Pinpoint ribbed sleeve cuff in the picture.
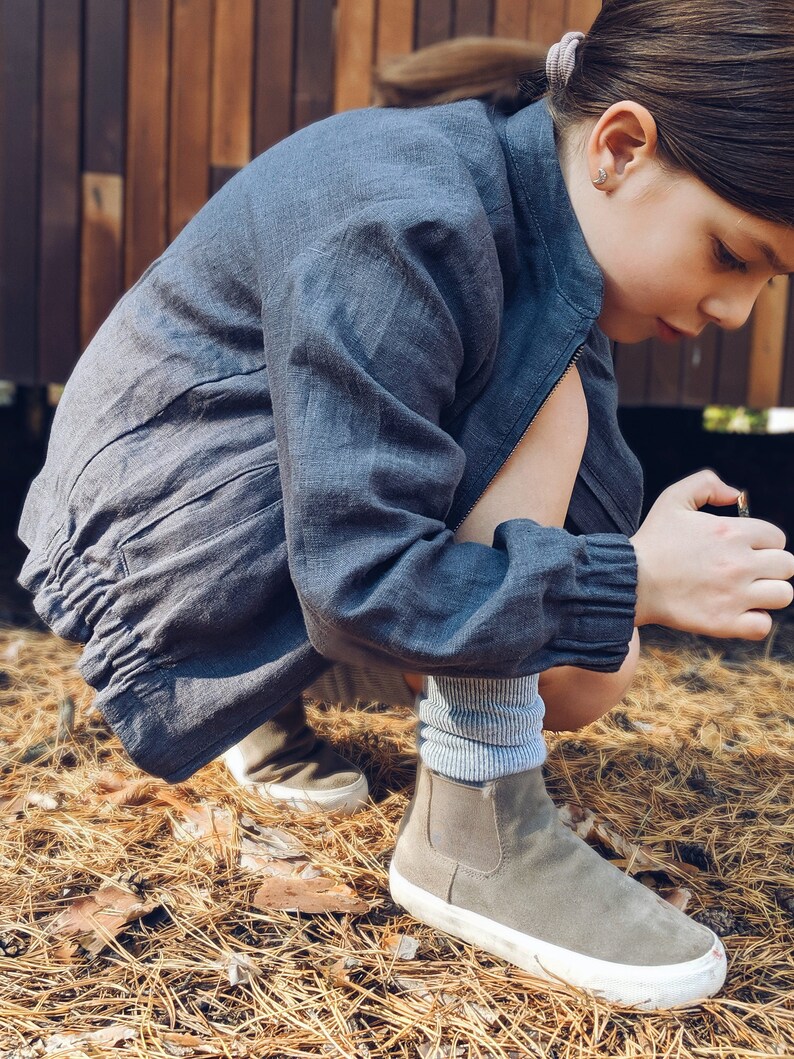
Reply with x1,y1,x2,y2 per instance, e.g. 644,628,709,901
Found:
555,533,638,672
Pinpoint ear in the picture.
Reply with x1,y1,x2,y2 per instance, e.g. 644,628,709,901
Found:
586,101,659,182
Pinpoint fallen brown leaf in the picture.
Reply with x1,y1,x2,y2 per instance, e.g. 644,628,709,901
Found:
328,955,364,987
0,789,61,817
699,721,724,753
661,887,693,912
169,802,235,862
92,769,162,806
237,822,322,878
44,1024,138,1050
253,875,369,914
46,882,160,956
158,1030,248,1056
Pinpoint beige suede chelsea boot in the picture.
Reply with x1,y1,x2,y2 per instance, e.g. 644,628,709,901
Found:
389,762,726,1009
223,699,369,814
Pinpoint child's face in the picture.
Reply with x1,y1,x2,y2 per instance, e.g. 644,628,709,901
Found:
565,106,794,345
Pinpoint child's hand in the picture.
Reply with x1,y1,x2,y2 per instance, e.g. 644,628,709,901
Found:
629,469,794,639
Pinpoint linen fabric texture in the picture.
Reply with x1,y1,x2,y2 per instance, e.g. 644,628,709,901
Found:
18,98,643,783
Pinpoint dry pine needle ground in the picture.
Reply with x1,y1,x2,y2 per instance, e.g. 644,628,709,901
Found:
0,620,792,1059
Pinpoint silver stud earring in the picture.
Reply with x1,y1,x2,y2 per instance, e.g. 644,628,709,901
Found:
593,167,608,186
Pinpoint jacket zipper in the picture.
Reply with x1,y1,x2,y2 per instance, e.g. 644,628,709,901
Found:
452,344,585,532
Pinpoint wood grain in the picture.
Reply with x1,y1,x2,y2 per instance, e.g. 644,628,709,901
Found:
376,0,415,61
613,341,651,407
125,0,170,288
334,0,377,112
747,276,790,408
83,0,127,175
0,0,41,383
528,2,566,46
493,0,530,39
646,340,682,407
39,0,82,383
170,0,211,239
3,0,793,397
415,0,452,46
210,166,241,196
254,0,296,154
294,0,335,130
680,329,718,409
565,0,601,31
81,174,124,350
714,324,751,407
780,289,794,407
211,0,255,167
453,0,492,37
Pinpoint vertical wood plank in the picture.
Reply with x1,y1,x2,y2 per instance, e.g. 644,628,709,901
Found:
780,290,794,407
646,339,682,407
254,0,295,153
528,1,566,46
125,0,170,288
715,321,753,404
0,0,41,384
680,328,718,409
334,0,377,112
747,276,789,408
83,0,127,175
294,0,335,130
415,0,452,46
493,0,530,38
453,0,492,37
714,324,751,406
39,0,82,384
81,175,124,349
565,0,601,31
81,0,126,352
211,0,255,167
170,0,211,240
210,166,241,196
614,341,651,407
376,0,415,61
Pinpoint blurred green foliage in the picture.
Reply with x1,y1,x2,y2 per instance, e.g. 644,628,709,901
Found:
702,405,769,434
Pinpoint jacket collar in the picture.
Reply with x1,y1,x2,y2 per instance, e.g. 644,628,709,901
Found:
501,98,604,322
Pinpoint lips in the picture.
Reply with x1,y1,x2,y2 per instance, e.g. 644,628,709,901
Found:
657,319,686,342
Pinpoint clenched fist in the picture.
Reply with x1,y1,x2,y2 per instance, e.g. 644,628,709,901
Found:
629,469,794,639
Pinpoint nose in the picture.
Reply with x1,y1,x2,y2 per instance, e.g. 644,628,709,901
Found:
700,282,766,332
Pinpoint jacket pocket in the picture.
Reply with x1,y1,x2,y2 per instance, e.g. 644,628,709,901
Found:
119,464,282,577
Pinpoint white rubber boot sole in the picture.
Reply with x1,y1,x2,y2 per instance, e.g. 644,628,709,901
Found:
389,861,727,1010
223,745,369,814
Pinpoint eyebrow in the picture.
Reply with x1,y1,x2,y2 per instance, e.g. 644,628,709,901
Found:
749,237,794,276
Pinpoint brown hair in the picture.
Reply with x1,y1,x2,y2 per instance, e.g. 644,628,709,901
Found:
374,1,794,227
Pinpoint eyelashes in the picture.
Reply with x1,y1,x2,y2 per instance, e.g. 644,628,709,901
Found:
713,239,749,274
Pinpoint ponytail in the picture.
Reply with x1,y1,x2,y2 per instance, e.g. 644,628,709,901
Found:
373,2,794,229
373,36,549,113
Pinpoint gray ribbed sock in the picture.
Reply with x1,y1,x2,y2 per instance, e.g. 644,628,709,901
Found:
416,674,546,784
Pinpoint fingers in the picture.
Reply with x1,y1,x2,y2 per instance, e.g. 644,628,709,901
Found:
748,578,794,612
664,468,742,511
742,519,789,552
733,610,774,641
709,514,788,552
748,547,794,581
633,471,793,639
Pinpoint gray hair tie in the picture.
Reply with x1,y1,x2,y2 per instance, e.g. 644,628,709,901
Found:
546,30,585,89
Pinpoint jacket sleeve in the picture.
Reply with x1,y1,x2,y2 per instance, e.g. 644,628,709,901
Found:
263,202,638,676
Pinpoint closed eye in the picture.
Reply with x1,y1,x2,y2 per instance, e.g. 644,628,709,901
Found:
714,239,749,274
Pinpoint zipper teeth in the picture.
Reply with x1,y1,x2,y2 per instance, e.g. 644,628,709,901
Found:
451,345,585,533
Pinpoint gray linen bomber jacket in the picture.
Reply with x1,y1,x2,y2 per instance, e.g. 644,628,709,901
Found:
19,97,643,783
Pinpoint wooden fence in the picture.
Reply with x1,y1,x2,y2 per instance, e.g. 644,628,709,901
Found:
1,0,792,406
